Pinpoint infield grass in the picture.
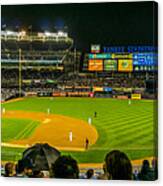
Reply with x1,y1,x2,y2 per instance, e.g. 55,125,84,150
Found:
2,118,40,142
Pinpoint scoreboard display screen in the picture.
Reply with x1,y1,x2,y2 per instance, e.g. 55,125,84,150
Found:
133,53,157,66
88,59,103,71
112,53,133,59
118,59,133,72
89,53,111,59
104,59,117,71
87,50,157,72
133,65,157,71
133,53,157,71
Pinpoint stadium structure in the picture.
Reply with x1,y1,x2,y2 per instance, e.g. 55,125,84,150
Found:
1,29,158,176
1,29,78,100
1,30,157,101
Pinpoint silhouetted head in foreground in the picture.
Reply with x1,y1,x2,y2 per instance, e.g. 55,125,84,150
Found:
138,159,157,181
86,169,94,179
4,162,15,177
52,155,79,179
105,150,132,180
141,160,150,174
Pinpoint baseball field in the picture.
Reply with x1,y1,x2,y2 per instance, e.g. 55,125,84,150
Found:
1,97,157,164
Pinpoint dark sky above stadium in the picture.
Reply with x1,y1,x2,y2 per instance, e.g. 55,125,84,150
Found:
1,1,157,51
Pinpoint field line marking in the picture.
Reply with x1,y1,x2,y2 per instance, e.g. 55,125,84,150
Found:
1,142,29,148
14,120,36,140
19,121,38,139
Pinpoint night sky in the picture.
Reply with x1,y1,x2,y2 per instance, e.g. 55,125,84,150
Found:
1,1,158,51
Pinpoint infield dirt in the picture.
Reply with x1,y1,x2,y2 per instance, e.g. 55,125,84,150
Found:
2,110,98,151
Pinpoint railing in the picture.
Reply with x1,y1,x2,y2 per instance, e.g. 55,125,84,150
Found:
1,59,63,64
1,34,73,44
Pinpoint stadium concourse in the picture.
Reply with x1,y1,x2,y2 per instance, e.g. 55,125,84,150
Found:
1,30,157,180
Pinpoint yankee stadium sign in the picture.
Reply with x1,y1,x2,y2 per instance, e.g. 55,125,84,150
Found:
103,46,157,53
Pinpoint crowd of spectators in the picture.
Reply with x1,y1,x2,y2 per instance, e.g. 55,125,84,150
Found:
1,149,158,181
1,69,151,89
2,38,72,52
58,73,148,88
2,50,69,61
1,68,156,101
1,88,19,101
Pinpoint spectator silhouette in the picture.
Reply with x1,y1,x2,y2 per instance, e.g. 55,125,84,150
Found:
4,162,16,177
16,158,33,177
31,170,44,178
86,169,94,179
138,160,155,181
97,163,109,180
15,160,25,177
51,155,79,179
133,169,139,180
152,158,158,180
105,150,132,180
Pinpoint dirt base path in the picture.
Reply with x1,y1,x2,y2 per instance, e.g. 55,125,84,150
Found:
2,110,98,151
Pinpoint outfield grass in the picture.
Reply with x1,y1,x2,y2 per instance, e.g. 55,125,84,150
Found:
1,97,157,163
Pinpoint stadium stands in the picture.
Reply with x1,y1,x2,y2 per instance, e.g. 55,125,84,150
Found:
1,30,157,101
1,145,158,180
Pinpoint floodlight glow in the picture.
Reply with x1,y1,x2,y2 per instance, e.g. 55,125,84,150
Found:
44,31,51,36
58,31,64,36
38,32,44,37
6,30,14,35
57,31,68,37
19,30,26,36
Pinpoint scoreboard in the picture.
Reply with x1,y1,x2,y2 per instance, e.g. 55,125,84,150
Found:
133,53,157,71
104,59,117,71
88,51,157,72
118,59,133,72
89,53,111,59
88,59,103,71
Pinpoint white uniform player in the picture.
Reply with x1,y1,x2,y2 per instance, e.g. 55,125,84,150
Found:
47,108,50,114
88,117,92,125
2,107,5,114
69,131,73,142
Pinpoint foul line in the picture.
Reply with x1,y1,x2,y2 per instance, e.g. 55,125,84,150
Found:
14,120,37,140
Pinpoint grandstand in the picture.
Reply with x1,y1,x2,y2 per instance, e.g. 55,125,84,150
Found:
1,30,157,101
1,30,78,100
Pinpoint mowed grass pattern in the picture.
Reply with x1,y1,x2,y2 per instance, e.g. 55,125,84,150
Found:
2,97,157,163
2,118,40,142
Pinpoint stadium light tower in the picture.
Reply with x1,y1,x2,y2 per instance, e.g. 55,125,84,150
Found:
18,48,22,97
